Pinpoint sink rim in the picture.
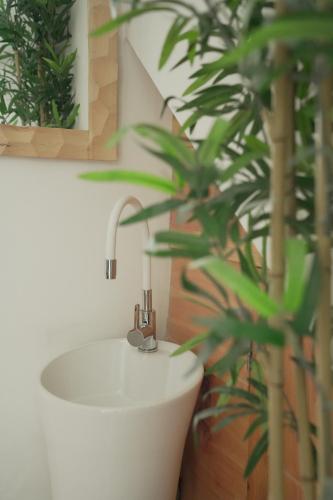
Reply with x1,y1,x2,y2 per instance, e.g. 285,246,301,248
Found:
39,338,204,413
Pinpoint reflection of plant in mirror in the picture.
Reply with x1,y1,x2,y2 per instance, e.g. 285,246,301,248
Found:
0,0,79,128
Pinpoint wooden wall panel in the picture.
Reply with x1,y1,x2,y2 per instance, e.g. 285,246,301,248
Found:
167,218,255,500
167,118,309,499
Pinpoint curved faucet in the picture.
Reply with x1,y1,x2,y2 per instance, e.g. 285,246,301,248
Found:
105,196,158,353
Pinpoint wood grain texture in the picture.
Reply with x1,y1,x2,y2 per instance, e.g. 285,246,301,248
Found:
167,233,253,500
168,224,306,499
88,0,118,161
0,125,89,160
167,118,309,500
0,0,118,162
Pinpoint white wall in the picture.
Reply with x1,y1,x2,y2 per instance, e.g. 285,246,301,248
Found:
127,8,214,141
0,39,172,500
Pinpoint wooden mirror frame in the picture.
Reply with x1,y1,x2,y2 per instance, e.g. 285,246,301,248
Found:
0,0,118,162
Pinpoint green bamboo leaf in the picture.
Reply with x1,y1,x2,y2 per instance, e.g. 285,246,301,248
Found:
244,430,268,478
194,403,257,436
208,386,261,406
192,257,279,318
217,367,241,406
243,414,267,440
181,270,225,312
248,378,268,398
79,170,178,194
51,99,61,126
183,72,216,96
144,148,190,183
237,248,260,283
159,16,188,69
43,57,61,73
207,342,248,376
220,151,264,183
292,254,320,336
197,14,333,74
90,7,171,37
170,332,209,357
283,239,308,313
193,407,225,433
197,316,285,346
245,136,269,156
212,410,257,433
148,247,208,258
154,230,211,251
134,124,195,166
198,119,229,167
106,125,131,150
120,198,184,225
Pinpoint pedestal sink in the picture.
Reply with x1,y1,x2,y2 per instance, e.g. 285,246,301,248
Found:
39,339,203,500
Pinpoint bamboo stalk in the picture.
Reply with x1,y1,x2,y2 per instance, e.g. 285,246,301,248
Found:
314,3,333,496
284,63,315,500
267,2,293,498
268,46,287,500
315,58,333,497
288,333,315,500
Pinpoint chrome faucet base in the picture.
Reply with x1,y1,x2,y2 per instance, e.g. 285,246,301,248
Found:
138,337,158,353
127,300,158,353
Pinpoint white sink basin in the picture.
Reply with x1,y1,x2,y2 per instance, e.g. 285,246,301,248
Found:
39,339,203,500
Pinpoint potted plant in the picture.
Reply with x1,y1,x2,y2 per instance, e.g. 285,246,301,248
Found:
82,1,333,498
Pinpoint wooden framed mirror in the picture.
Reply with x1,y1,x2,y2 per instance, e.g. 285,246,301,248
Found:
0,0,118,162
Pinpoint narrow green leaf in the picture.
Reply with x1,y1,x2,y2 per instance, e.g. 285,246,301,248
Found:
244,430,268,478
283,239,308,313
243,414,267,440
208,386,261,406
79,170,177,194
193,407,224,432
220,151,264,183
181,270,225,312
207,342,248,376
292,253,320,335
170,332,209,357
212,410,257,433
121,198,184,225
183,72,216,96
197,317,285,347
159,16,188,69
154,230,210,251
148,248,208,258
192,257,279,318
106,125,131,150
245,136,269,156
198,15,333,74
198,119,229,167
248,378,268,398
90,7,170,37
134,124,195,166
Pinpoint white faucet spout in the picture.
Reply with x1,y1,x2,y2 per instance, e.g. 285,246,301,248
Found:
105,196,151,291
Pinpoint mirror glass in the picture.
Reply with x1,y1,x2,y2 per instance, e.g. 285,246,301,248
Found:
0,0,88,130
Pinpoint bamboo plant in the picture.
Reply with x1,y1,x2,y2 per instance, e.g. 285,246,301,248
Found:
0,0,79,128
82,1,333,497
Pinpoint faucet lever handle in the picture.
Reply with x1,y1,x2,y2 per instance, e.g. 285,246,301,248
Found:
127,304,145,348
134,304,140,329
